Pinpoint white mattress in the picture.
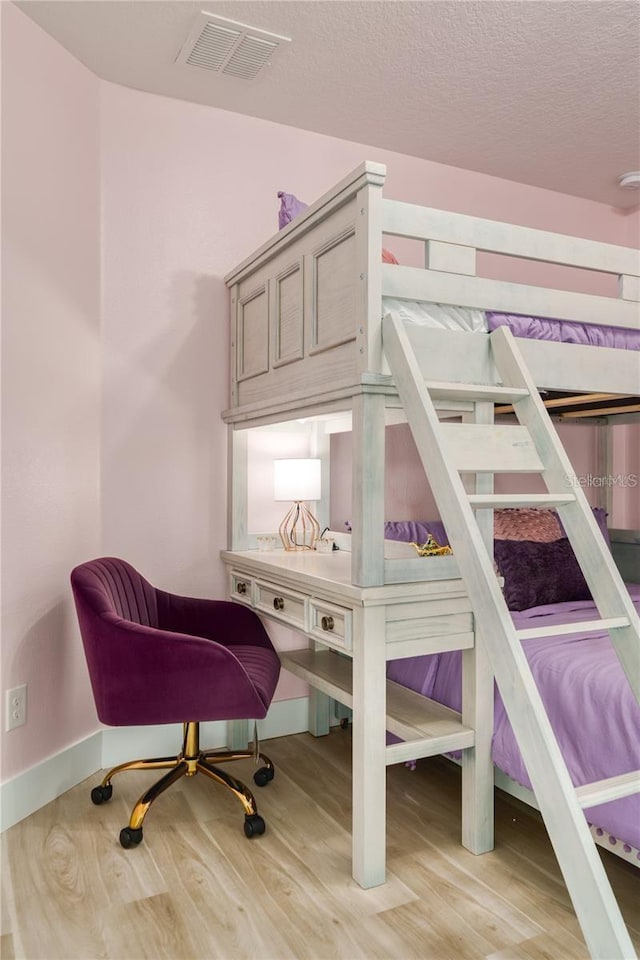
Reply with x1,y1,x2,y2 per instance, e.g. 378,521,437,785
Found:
382,298,487,333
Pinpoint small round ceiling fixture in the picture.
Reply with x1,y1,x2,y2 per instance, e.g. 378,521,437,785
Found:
617,171,640,190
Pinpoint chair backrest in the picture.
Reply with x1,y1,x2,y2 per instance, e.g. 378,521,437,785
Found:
71,557,159,627
70,558,163,724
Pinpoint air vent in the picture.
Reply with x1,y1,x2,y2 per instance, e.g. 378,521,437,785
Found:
176,12,291,80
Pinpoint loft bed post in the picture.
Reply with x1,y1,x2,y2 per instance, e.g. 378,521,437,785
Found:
352,167,386,586
460,400,495,854
351,392,385,586
352,602,387,887
228,426,248,551
423,230,495,854
309,419,331,534
595,420,615,519
355,170,385,376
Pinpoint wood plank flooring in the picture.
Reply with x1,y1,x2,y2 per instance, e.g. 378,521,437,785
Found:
2,728,638,959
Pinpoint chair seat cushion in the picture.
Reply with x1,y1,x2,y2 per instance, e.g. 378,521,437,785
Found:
232,644,281,713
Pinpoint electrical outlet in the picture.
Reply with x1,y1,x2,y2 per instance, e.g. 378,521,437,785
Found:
5,684,27,731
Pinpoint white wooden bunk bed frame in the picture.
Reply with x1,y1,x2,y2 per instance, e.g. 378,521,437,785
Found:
221,162,640,960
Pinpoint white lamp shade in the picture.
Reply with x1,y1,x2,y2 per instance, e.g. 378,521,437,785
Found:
274,458,321,502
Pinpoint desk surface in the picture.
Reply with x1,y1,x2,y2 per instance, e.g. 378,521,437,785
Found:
221,548,467,605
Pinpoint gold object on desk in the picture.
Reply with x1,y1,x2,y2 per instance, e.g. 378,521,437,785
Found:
411,535,452,557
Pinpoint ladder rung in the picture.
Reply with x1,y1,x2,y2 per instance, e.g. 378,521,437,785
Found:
516,617,630,641
426,381,530,404
575,771,640,809
440,423,543,473
385,729,475,765
469,493,575,508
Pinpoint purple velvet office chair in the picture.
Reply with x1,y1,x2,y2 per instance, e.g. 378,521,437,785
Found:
71,557,281,849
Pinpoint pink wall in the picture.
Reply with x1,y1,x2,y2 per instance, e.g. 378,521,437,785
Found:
2,4,638,784
330,420,639,531
611,424,640,529
99,82,639,575
1,4,101,781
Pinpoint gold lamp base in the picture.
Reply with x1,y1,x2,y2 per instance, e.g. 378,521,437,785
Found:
278,501,320,551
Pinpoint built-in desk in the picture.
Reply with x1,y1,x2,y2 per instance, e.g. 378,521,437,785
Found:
221,548,477,888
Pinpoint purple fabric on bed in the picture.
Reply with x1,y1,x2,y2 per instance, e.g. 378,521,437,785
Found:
486,312,640,351
382,511,607,553
391,585,640,850
383,520,450,546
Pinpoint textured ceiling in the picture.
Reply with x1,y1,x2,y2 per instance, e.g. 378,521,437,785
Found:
15,0,640,208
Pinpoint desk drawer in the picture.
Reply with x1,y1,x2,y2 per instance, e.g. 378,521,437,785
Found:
308,599,352,651
230,570,253,605
255,580,307,628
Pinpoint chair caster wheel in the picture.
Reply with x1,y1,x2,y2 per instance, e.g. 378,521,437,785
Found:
91,784,113,805
253,766,274,787
119,826,143,848
244,814,265,838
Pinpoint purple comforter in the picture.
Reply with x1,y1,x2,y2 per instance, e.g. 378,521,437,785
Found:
388,584,640,852
487,312,640,351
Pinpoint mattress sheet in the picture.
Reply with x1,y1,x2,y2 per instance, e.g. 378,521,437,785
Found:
382,298,640,350
387,584,640,851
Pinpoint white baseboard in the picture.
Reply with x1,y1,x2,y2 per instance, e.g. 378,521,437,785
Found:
1,697,312,832
0,731,102,832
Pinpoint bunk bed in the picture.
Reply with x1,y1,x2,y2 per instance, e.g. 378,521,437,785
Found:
384,514,640,865
221,161,639,959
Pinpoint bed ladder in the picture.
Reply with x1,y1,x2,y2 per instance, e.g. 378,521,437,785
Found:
383,315,640,960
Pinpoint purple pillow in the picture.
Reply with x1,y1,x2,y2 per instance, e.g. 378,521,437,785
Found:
278,191,308,229
494,537,591,612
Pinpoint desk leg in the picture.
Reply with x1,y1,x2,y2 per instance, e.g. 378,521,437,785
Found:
461,632,494,854
308,688,331,736
461,400,495,855
352,607,386,888
308,639,331,736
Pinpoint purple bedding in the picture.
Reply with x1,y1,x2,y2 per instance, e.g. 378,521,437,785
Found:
487,312,640,351
388,584,640,852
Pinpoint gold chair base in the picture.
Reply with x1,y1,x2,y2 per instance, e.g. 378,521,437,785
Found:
95,722,274,842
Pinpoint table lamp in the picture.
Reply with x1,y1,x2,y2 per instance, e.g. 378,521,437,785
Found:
274,458,321,551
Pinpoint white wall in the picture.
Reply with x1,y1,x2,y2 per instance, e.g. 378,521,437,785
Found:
1,3,101,781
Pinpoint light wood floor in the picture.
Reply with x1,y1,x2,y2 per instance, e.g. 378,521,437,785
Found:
1,728,638,960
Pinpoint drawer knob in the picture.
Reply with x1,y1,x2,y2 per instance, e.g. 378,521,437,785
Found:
273,597,285,611
321,615,335,632
236,581,247,595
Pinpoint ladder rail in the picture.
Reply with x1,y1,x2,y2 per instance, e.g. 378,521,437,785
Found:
383,312,637,960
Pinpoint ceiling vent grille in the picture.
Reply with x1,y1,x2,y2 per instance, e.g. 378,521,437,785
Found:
176,12,291,80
